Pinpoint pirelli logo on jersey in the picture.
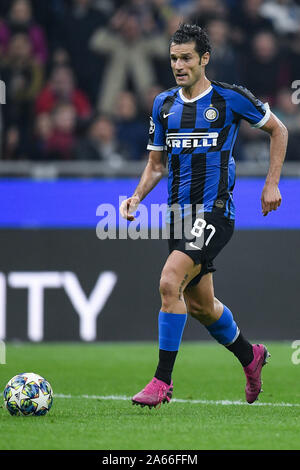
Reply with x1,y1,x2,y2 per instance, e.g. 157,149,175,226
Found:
166,132,219,149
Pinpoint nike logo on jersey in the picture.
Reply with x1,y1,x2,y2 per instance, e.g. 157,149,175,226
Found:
188,242,202,250
163,112,175,118
166,132,219,149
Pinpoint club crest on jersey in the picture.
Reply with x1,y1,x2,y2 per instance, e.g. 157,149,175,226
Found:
204,107,219,122
149,116,155,134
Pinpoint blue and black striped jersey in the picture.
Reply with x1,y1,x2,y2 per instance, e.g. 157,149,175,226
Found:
147,81,270,220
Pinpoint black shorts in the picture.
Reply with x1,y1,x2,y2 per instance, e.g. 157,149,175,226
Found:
167,211,234,287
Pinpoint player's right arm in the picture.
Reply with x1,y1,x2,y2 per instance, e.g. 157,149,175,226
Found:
120,150,165,221
120,92,166,221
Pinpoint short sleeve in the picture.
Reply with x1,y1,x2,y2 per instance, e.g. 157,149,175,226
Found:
147,95,165,151
230,85,271,128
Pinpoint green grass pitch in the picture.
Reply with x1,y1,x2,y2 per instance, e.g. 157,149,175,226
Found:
0,342,299,450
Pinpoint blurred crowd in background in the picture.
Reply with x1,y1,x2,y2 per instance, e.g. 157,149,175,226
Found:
0,0,300,165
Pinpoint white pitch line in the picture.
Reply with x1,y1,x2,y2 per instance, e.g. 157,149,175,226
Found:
55,394,300,408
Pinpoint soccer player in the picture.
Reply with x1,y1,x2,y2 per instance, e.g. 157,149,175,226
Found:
120,24,288,408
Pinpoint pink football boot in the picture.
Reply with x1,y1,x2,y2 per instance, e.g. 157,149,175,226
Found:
243,344,270,404
132,378,173,409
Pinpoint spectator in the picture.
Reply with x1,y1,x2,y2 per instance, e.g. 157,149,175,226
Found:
0,32,44,147
241,31,290,105
48,48,72,71
29,0,67,52
28,112,53,160
205,18,240,83
152,13,184,89
0,0,299,163
189,0,229,28
0,0,48,64
237,120,270,162
142,84,164,118
170,0,195,16
0,18,8,60
114,91,148,160
0,1,11,17
230,0,274,50
274,87,300,160
35,65,91,120
45,103,77,160
74,114,125,168
260,0,300,35
89,10,168,113
56,0,108,102
289,30,300,81
3,125,26,159
126,0,176,34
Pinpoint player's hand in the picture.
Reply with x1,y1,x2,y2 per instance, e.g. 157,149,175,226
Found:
261,183,282,217
119,195,140,221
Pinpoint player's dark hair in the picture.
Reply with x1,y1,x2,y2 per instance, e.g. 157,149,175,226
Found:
170,23,211,59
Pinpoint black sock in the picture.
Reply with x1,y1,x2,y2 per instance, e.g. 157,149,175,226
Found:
226,332,254,367
154,349,178,385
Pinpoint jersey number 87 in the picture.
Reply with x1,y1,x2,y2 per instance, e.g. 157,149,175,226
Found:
191,218,216,246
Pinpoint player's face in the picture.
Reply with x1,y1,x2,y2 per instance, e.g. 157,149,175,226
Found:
170,42,207,88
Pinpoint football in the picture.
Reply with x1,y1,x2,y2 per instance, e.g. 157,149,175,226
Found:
3,372,53,416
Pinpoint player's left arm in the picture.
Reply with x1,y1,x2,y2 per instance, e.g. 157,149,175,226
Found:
259,112,288,217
